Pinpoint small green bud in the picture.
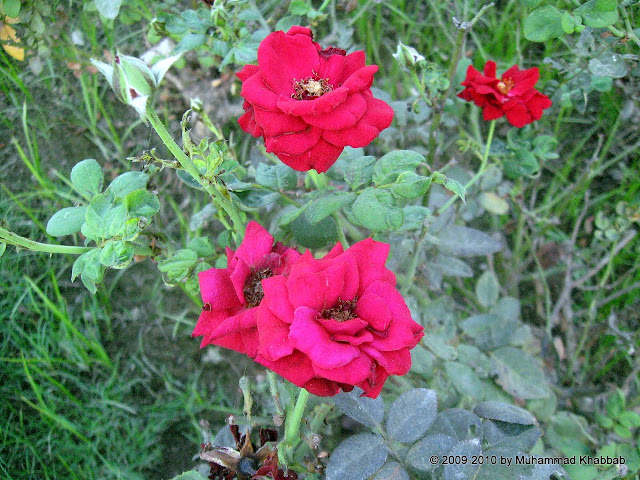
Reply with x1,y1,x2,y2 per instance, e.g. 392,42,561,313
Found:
393,42,426,69
91,51,181,120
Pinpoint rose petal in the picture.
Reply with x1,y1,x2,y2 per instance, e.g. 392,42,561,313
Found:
258,30,320,94
255,350,316,388
253,106,308,137
276,87,349,116
241,72,279,110
361,345,413,375
302,93,367,130
276,138,344,173
289,306,360,369
257,304,295,361
233,221,275,265
265,125,322,157
312,354,373,386
262,275,295,323
198,268,242,310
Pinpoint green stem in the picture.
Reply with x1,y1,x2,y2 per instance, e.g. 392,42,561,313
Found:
401,224,431,296
308,170,329,190
333,212,349,249
0,227,92,255
284,388,310,447
146,109,244,240
437,119,496,215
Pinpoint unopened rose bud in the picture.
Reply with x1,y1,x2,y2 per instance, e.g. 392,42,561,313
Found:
91,50,181,120
393,42,425,68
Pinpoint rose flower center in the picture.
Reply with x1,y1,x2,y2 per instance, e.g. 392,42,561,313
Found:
292,76,333,100
497,77,515,95
321,298,358,322
243,267,274,308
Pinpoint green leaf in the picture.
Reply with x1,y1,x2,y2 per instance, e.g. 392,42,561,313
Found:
289,0,312,15
427,409,482,441
94,0,122,19
406,434,457,472
617,411,640,429
255,163,297,191
290,214,338,249
523,0,543,8
606,389,625,418
399,206,431,231
524,6,566,42
476,271,500,308
561,11,577,33
99,240,134,269
372,150,424,186
443,440,482,480
589,53,628,78
461,314,520,351
334,387,384,429
125,189,159,219
351,188,404,231
444,362,486,399
46,206,87,237
504,151,539,179
0,243,5,258
326,433,388,480
474,401,537,425
176,169,203,189
107,172,149,197
72,249,105,294
305,191,356,225
386,389,438,443
490,347,551,399
187,237,215,257
388,172,431,199
343,155,376,190
574,0,619,27
595,0,617,11
371,462,410,480
71,159,103,198
85,193,128,240
157,249,198,283
434,225,502,257
174,33,207,54
3,0,21,18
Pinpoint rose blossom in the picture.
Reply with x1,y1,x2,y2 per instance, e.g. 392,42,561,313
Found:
457,60,552,127
192,222,300,357
253,239,424,398
237,26,394,173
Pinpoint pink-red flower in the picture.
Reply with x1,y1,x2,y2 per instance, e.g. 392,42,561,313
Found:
236,26,394,173
193,222,300,357
457,61,552,128
253,239,424,398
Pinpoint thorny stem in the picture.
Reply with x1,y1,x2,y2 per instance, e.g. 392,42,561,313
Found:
283,388,310,453
146,109,244,242
438,119,496,215
0,227,92,255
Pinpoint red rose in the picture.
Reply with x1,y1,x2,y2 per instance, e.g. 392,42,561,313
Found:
253,239,424,398
237,26,394,173
193,222,301,357
457,61,552,128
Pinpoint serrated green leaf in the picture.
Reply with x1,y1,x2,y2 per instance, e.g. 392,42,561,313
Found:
176,169,203,189
574,0,619,27
443,440,482,480
333,387,384,429
305,191,356,225
125,189,159,219
3,0,21,18
524,6,566,42
0,243,6,258
72,249,104,293
372,150,424,186
290,214,338,248
434,225,502,257
107,172,149,197
595,0,617,11
157,249,198,283
351,188,404,231
343,155,376,190
46,206,87,237
174,33,207,54
94,0,122,19
255,163,297,191
427,409,482,441
388,172,431,199
461,314,519,351
326,433,388,480
99,240,134,269
386,389,438,443
71,159,103,198
187,237,215,257
445,362,486,398
85,193,128,240
479,192,509,215
474,401,537,425
371,462,409,480
476,271,500,308
289,0,312,15
406,434,457,472
167,471,209,480
490,347,550,399
232,188,279,209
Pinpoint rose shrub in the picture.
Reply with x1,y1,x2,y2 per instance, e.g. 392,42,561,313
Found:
193,221,300,356
237,26,394,173
194,223,424,399
457,60,552,127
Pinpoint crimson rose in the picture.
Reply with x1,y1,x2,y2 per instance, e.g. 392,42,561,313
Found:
254,239,424,398
192,221,300,357
237,26,394,173
457,61,552,128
